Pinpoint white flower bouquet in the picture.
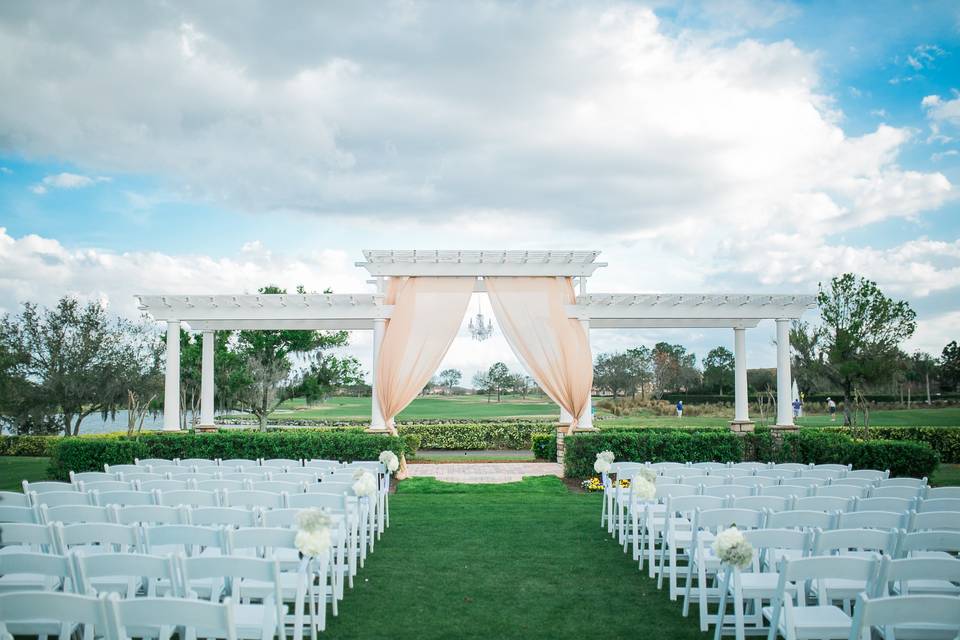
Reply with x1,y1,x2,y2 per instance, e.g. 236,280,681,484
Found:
378,450,400,473
294,507,332,557
352,470,378,497
594,450,615,474
630,476,657,501
712,526,754,569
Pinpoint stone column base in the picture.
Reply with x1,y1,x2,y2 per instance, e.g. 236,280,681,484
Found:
364,428,391,435
728,420,755,433
195,424,218,433
555,423,598,463
771,424,799,431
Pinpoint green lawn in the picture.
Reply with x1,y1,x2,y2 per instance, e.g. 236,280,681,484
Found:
0,456,49,492
323,476,710,639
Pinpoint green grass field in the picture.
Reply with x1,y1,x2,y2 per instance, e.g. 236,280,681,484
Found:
246,395,960,427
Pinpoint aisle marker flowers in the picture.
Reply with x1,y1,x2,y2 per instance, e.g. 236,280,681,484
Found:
712,526,754,569
379,450,400,473
631,467,657,501
352,469,378,497
294,508,332,557
594,450,615,474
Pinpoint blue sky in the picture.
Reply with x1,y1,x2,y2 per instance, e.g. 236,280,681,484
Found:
1,0,958,382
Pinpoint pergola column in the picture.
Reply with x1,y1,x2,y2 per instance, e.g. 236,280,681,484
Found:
199,330,215,428
369,317,387,430
733,327,749,421
579,318,593,429
775,318,794,427
163,320,181,431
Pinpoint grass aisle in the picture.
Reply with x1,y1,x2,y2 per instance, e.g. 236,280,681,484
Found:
324,476,710,640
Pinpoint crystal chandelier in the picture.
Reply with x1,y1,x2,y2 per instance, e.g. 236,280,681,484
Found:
468,302,494,341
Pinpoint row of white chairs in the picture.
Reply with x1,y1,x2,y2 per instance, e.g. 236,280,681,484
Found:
129,457,344,469
0,545,321,640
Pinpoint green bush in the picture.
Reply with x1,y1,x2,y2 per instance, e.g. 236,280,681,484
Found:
395,422,554,450
564,431,745,477
822,426,960,464
532,434,557,461
780,430,939,477
0,435,57,457
46,430,405,481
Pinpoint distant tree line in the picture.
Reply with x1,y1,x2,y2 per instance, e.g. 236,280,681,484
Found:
0,285,363,435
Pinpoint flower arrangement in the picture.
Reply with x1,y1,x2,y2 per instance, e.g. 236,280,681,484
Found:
378,450,400,473
630,475,656,501
593,450,615,474
352,469,378,497
712,526,754,569
294,508,332,557
582,477,604,492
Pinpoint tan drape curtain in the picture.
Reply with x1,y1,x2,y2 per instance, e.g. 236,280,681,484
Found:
485,276,593,434
376,276,475,431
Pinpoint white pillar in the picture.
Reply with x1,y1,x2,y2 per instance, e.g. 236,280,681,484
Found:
370,317,387,430
579,318,593,429
733,327,749,423
199,330,215,427
775,318,793,427
163,320,181,431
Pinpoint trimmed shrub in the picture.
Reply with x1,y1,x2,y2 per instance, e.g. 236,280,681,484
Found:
822,426,960,464
532,434,557,461
395,422,554,450
46,430,405,481
779,430,939,477
0,435,57,457
564,431,745,477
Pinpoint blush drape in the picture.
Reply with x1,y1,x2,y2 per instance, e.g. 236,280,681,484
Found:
376,276,475,431
485,276,593,434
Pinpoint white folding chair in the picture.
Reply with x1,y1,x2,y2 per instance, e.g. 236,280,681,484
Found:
221,458,260,470
249,480,306,494
836,510,907,531
812,528,900,607
692,462,729,471
831,478,877,489
919,498,960,512
0,522,58,555
144,524,227,559
925,487,960,500
107,592,239,640
733,462,771,471
23,480,76,494
633,484,698,575
0,551,77,594
136,457,177,467
167,472,217,484
0,590,111,640
801,468,845,480
79,480,136,493
89,488,149,504
0,505,39,524
179,458,221,469
227,527,323,639
870,486,924,500
288,493,361,583
103,464,142,475
683,475,729,487
149,465,185,477
731,496,792,512
156,489,221,508
713,528,812,640
875,555,960,598
40,504,114,525
847,593,960,640
222,489,287,510
70,471,118,485
759,485,810,499
855,497,916,513
683,508,766,631
141,479,192,492
122,472,165,483
846,469,888,481
897,530,960,561
784,477,827,489
0,491,30,507
196,480,247,492
189,507,259,528
879,477,927,489
55,522,140,556
657,495,727,599
262,458,303,469
179,555,284,640
764,555,878,640
703,485,754,499
769,463,808,473
907,511,960,532
114,504,187,526
764,509,836,531
30,490,93,508
815,485,868,500
222,472,272,482
745,477,785,489
794,496,852,513
74,551,180,598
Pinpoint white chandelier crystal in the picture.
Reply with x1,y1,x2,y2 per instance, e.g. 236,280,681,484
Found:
468,305,494,341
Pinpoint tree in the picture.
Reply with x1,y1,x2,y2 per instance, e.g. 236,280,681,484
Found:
233,285,350,431
909,351,937,405
0,297,161,435
472,370,492,401
702,346,735,396
626,346,653,399
651,342,696,398
793,274,916,426
294,353,364,404
437,368,462,394
593,351,639,400
487,362,511,402
941,341,960,392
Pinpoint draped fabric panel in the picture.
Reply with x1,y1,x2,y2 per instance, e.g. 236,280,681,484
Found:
485,276,593,434
375,276,475,432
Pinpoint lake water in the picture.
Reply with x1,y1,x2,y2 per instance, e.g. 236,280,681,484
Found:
71,410,171,434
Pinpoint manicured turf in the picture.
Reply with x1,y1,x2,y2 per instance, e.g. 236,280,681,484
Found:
0,456,49,492
324,476,710,639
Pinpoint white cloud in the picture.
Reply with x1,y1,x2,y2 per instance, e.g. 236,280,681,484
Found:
29,172,110,195
0,2,950,234
922,90,960,142
0,166,11,174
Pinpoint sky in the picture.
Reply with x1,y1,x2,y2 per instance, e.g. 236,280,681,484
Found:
1,0,959,385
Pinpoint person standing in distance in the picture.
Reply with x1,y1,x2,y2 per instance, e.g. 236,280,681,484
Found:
827,397,837,422
676,399,683,418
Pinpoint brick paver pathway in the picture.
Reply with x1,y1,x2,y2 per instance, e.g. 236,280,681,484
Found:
404,462,563,484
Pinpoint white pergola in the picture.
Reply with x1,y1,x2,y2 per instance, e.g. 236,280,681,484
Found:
137,249,815,431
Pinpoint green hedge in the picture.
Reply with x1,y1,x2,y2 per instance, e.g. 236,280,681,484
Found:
562,428,941,478
395,422,554,450
47,430,406,481
820,427,960,464
778,430,939,478
564,431,745,477
532,434,557,461
0,435,57,457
